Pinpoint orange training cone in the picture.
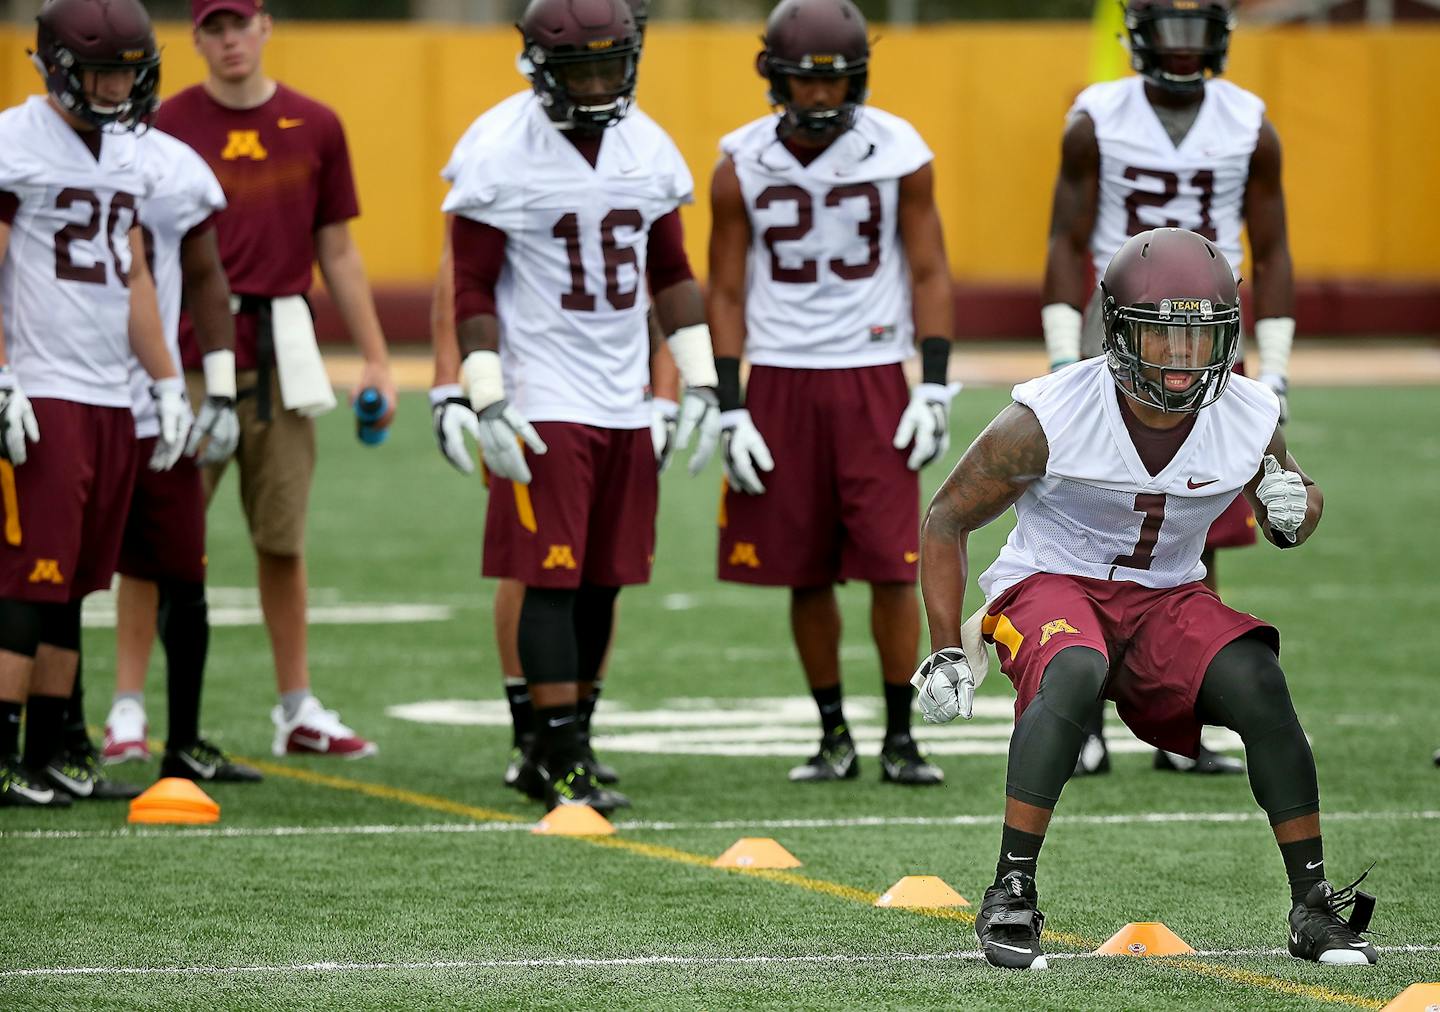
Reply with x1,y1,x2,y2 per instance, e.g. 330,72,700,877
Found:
1095,922,1194,956
874,876,969,908
712,838,802,869
1382,984,1440,1011
127,777,220,825
532,805,616,836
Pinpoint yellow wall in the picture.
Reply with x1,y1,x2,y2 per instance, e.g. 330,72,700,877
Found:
2,22,1437,285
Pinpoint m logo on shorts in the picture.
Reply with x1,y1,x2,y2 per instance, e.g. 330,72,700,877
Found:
27,559,64,585
221,130,269,161
1040,619,1080,646
541,545,578,570
728,542,761,569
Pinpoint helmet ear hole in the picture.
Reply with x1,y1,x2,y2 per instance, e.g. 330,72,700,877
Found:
755,49,770,80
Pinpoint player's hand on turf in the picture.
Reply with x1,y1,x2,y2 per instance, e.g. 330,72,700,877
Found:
1257,453,1306,543
675,386,721,476
0,370,39,466
719,408,774,495
476,400,546,485
184,396,239,466
912,646,975,723
430,384,482,475
150,377,194,472
650,396,679,473
1259,373,1289,425
893,383,960,471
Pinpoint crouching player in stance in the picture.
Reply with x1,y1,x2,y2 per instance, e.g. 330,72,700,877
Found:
913,228,1377,969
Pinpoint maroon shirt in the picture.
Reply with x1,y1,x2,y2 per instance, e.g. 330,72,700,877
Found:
154,83,360,368
1117,389,1197,477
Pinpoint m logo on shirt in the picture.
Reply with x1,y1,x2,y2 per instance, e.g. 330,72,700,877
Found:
27,559,64,585
221,130,269,161
728,543,761,569
541,545,578,571
1040,619,1080,646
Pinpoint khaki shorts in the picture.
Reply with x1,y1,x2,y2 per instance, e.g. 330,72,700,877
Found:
187,368,315,557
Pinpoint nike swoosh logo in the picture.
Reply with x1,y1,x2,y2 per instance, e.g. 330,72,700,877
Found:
1291,932,1301,945
1348,941,1371,947
990,943,1036,954
47,769,92,796
277,117,305,129
7,782,54,803
179,752,217,779
1305,860,1323,870
1005,853,1034,862
291,732,330,751
1187,478,1220,489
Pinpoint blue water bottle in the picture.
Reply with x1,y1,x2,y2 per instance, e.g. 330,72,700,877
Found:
354,387,389,446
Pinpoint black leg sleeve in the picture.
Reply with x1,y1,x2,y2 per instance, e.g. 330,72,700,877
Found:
574,584,619,686
159,581,209,751
1005,646,1109,810
518,587,578,685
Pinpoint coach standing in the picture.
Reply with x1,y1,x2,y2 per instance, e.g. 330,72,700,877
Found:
149,0,394,758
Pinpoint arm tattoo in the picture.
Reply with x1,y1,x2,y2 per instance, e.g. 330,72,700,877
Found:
929,403,1048,538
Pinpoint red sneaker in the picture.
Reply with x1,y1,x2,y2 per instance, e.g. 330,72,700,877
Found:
102,699,150,764
270,696,377,759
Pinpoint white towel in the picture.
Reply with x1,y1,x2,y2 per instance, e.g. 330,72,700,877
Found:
270,295,336,418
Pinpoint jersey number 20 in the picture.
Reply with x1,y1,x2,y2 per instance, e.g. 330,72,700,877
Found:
53,188,138,287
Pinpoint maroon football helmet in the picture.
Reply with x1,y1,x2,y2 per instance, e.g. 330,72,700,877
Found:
32,0,160,130
517,0,641,132
1125,0,1235,97
1101,228,1242,413
624,0,648,39
757,0,869,140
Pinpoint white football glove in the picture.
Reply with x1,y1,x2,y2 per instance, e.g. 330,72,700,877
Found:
1259,373,1289,425
150,377,193,472
430,384,482,475
462,350,547,485
1256,453,1307,542
0,369,40,466
911,647,976,724
184,397,239,465
893,382,960,471
650,396,679,473
675,387,721,476
719,409,775,495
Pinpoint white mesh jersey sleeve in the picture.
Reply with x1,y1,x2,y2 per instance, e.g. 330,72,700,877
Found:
129,129,229,437
442,97,693,429
979,359,1280,601
0,97,148,408
1074,76,1264,281
723,107,934,370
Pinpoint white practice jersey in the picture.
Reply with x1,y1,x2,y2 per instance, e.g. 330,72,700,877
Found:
442,93,693,429
979,359,1280,602
0,96,148,408
1074,76,1263,281
721,108,932,370
130,129,227,438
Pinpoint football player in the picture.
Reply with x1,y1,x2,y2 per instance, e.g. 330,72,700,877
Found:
709,0,955,784
1040,0,1295,775
0,0,191,806
430,0,671,793
440,0,721,812
98,121,261,784
916,228,1376,970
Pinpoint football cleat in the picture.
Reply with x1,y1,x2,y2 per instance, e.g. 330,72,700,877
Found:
0,754,70,807
789,728,859,782
544,761,631,814
42,744,142,801
976,870,1048,970
879,733,944,785
102,698,150,764
1154,744,1244,774
161,739,262,783
1073,732,1110,776
271,697,377,759
1288,872,1378,965
579,740,619,785
503,733,537,789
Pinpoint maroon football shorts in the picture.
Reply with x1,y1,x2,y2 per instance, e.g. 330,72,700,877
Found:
0,399,138,602
982,572,1277,757
117,438,207,584
717,363,919,588
483,422,656,589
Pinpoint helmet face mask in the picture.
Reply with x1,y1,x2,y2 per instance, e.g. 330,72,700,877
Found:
1125,0,1235,98
518,0,641,134
1101,228,1242,415
32,0,160,132
757,0,870,142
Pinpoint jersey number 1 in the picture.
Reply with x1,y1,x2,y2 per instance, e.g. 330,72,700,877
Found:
552,210,643,312
1110,492,1166,574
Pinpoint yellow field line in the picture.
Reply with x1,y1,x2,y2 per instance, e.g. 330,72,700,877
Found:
207,755,1379,1009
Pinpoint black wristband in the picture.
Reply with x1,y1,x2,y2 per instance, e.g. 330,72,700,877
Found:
920,337,951,386
716,356,743,412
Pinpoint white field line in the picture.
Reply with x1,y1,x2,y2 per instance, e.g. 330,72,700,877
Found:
4,809,1437,843
4,946,1439,980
